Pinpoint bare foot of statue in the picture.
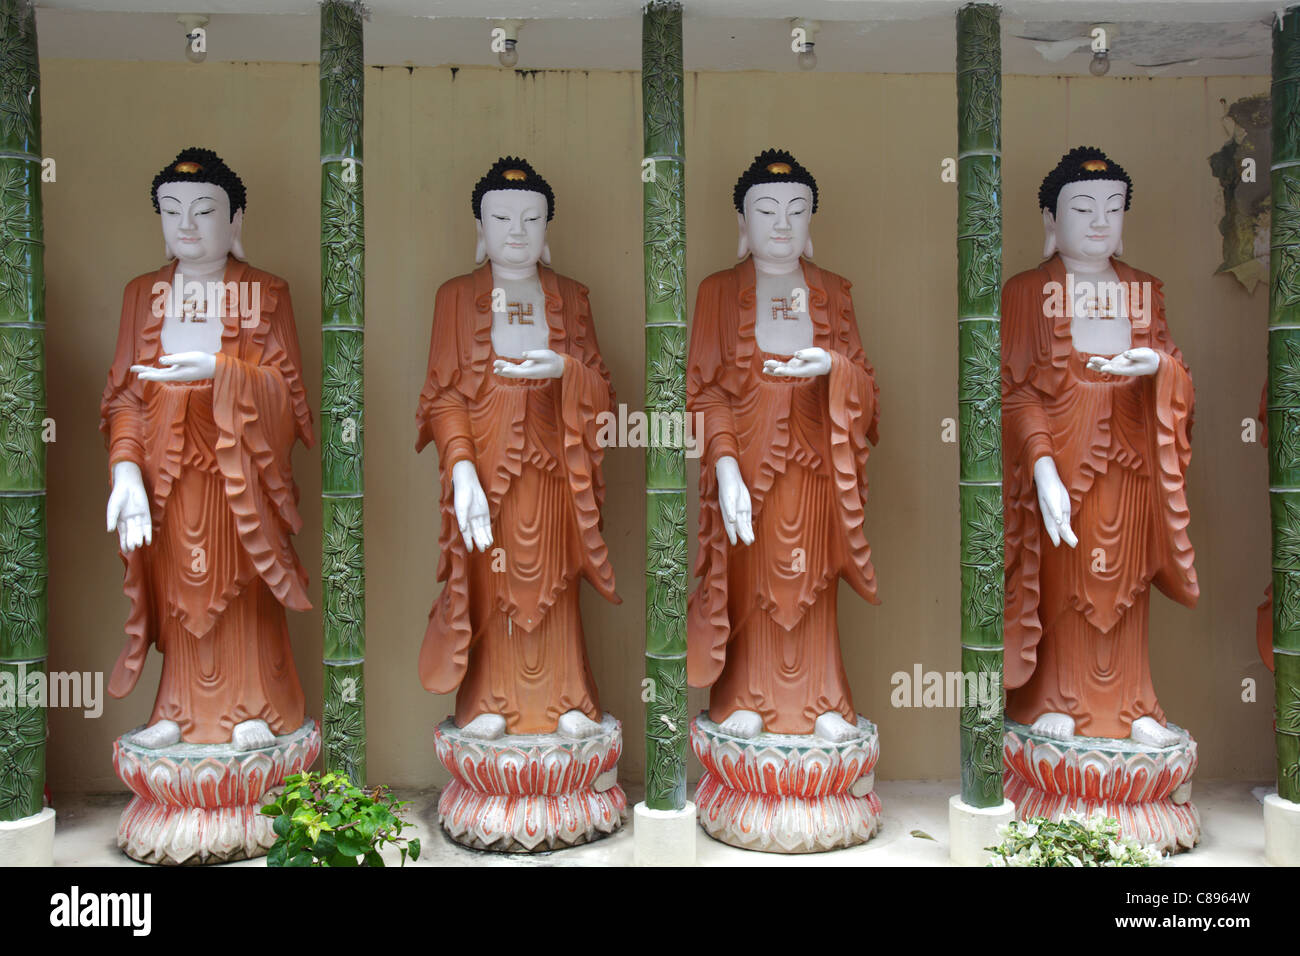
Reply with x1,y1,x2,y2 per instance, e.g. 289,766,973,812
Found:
719,709,763,738
231,718,275,751
1130,716,1180,749
814,711,861,743
557,709,601,738
1031,712,1075,740
460,713,507,740
131,719,181,749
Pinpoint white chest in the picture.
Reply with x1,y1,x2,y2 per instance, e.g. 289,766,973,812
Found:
490,275,550,359
1069,272,1133,356
754,271,813,355
159,277,224,355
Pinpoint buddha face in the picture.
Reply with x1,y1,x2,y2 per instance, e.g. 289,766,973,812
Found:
1048,179,1126,263
477,189,548,268
156,180,240,265
740,182,813,269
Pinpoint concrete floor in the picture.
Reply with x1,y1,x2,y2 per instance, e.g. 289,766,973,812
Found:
50,778,1276,866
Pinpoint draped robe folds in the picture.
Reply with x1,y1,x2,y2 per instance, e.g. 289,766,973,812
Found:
100,257,314,744
415,263,620,734
1002,254,1198,737
686,256,880,734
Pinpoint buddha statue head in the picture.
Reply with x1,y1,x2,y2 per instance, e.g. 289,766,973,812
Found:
1040,145,1133,266
734,148,817,270
152,146,247,266
472,156,555,270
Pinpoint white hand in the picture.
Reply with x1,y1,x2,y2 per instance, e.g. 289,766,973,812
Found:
1085,347,1160,377
1032,455,1078,549
451,459,493,552
106,461,152,553
131,351,217,382
763,347,831,378
716,456,754,547
493,349,565,380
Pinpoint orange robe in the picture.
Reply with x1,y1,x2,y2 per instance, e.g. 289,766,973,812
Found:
687,256,880,734
1002,254,1198,737
415,263,619,734
100,257,314,744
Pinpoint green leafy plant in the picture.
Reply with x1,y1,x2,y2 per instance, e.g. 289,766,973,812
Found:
261,771,420,867
987,809,1164,867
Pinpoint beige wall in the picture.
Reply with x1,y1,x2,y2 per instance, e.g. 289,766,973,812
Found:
41,60,1274,792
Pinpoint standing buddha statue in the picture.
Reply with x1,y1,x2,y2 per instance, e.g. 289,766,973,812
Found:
686,149,883,852
415,157,625,851
1000,146,1201,852
102,147,313,752
102,147,319,864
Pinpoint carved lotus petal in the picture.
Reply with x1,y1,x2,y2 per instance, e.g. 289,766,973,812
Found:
113,721,320,865
689,715,882,853
433,715,627,852
1002,722,1201,854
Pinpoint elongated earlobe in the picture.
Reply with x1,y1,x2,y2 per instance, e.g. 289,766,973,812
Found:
1116,236,1124,256
230,208,246,261
736,211,749,260
474,220,487,265
803,235,814,259
541,241,552,266
1042,208,1057,259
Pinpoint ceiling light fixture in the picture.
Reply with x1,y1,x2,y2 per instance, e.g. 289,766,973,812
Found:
791,17,820,71
1089,24,1112,76
178,14,209,65
494,19,524,68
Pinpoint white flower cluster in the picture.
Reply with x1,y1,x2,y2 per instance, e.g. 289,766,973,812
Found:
986,809,1164,867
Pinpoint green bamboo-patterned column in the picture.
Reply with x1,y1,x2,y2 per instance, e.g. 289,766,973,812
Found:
641,0,688,812
1269,5,1300,803
956,2,1004,809
320,0,365,785
0,0,46,827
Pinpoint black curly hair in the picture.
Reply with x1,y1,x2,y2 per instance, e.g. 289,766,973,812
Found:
471,156,555,221
151,147,246,220
1039,146,1132,213
733,148,818,215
